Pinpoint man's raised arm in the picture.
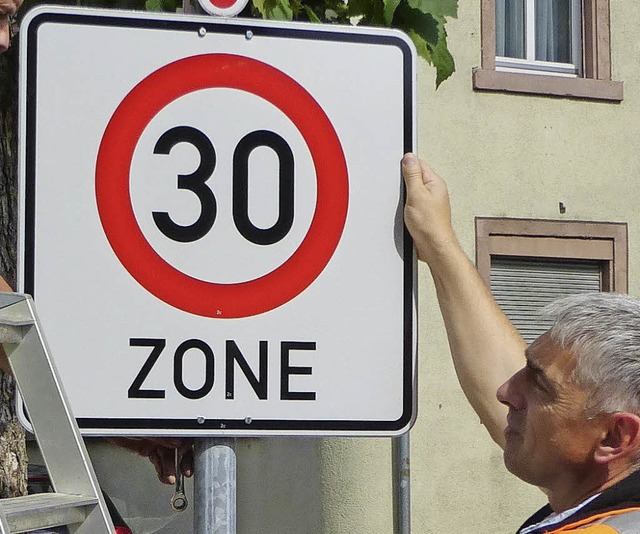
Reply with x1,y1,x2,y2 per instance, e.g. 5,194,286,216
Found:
402,153,526,447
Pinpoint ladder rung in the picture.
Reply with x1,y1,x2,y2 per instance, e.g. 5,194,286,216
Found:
0,493,98,533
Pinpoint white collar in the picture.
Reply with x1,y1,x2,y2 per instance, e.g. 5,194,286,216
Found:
519,493,601,534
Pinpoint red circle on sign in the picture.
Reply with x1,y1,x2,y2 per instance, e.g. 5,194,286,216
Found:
209,0,235,8
96,54,348,319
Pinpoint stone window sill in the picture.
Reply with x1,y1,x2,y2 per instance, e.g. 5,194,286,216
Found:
472,68,623,102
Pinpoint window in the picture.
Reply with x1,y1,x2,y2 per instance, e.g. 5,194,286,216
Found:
476,218,627,343
474,0,623,101
496,0,582,77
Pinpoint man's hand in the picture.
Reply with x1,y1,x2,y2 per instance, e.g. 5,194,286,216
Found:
0,0,22,53
402,153,457,264
0,276,13,375
109,438,194,485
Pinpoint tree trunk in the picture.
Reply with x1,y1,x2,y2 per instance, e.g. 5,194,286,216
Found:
0,39,29,499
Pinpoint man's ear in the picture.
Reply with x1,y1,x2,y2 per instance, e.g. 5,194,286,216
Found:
594,412,640,464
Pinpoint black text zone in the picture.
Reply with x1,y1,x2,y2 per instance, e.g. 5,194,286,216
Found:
127,338,317,402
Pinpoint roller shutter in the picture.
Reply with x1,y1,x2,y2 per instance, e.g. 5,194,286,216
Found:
490,257,601,344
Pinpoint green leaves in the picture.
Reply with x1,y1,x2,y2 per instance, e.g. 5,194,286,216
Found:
407,0,456,18
429,25,455,87
257,0,458,87
394,2,455,87
383,0,402,24
145,0,181,11
253,0,293,20
37,0,457,86
138,0,458,86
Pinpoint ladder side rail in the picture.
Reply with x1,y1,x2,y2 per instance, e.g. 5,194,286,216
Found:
0,504,10,534
0,296,115,533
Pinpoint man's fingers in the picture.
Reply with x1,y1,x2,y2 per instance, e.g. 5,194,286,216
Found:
0,275,12,291
0,17,9,53
419,159,437,186
0,0,22,15
180,448,193,478
110,437,193,484
0,0,24,53
144,445,178,484
147,450,164,482
155,448,177,485
108,437,194,485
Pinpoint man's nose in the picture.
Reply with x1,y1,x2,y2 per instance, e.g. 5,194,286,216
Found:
496,368,525,410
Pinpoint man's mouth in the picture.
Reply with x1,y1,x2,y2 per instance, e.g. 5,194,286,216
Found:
505,414,520,438
504,425,518,439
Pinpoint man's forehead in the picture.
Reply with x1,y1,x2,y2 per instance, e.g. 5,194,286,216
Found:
526,332,577,373
527,332,553,358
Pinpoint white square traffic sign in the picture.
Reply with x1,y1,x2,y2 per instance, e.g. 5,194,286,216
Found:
18,6,417,436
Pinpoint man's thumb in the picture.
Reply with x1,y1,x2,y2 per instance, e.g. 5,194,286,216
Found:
402,153,424,191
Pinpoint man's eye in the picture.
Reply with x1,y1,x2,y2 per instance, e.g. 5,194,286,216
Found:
526,368,548,392
534,376,547,391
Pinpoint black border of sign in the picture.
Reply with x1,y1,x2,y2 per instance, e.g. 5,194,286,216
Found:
22,8,415,435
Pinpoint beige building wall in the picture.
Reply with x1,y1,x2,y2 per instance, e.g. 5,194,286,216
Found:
27,2,639,533
320,1,640,533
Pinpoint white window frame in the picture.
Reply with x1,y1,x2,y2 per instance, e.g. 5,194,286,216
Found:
495,0,583,78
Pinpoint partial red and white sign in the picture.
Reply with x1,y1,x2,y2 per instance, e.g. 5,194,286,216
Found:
197,0,249,17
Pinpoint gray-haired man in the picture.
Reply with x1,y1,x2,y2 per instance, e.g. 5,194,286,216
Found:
402,153,640,533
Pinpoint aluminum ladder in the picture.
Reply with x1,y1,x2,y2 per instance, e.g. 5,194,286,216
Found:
0,293,114,533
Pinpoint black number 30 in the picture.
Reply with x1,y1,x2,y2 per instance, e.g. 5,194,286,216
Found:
152,126,295,245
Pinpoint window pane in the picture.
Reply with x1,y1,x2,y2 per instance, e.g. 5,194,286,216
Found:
535,0,573,63
496,0,525,59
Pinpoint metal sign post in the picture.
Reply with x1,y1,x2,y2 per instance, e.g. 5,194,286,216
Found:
194,438,237,534
393,433,411,534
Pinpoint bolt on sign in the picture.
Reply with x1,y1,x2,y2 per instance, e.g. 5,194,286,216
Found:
18,6,417,436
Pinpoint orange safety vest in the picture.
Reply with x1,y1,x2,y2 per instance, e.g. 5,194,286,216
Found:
544,507,640,533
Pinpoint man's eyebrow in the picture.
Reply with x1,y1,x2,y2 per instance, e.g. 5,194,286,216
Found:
524,351,554,390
